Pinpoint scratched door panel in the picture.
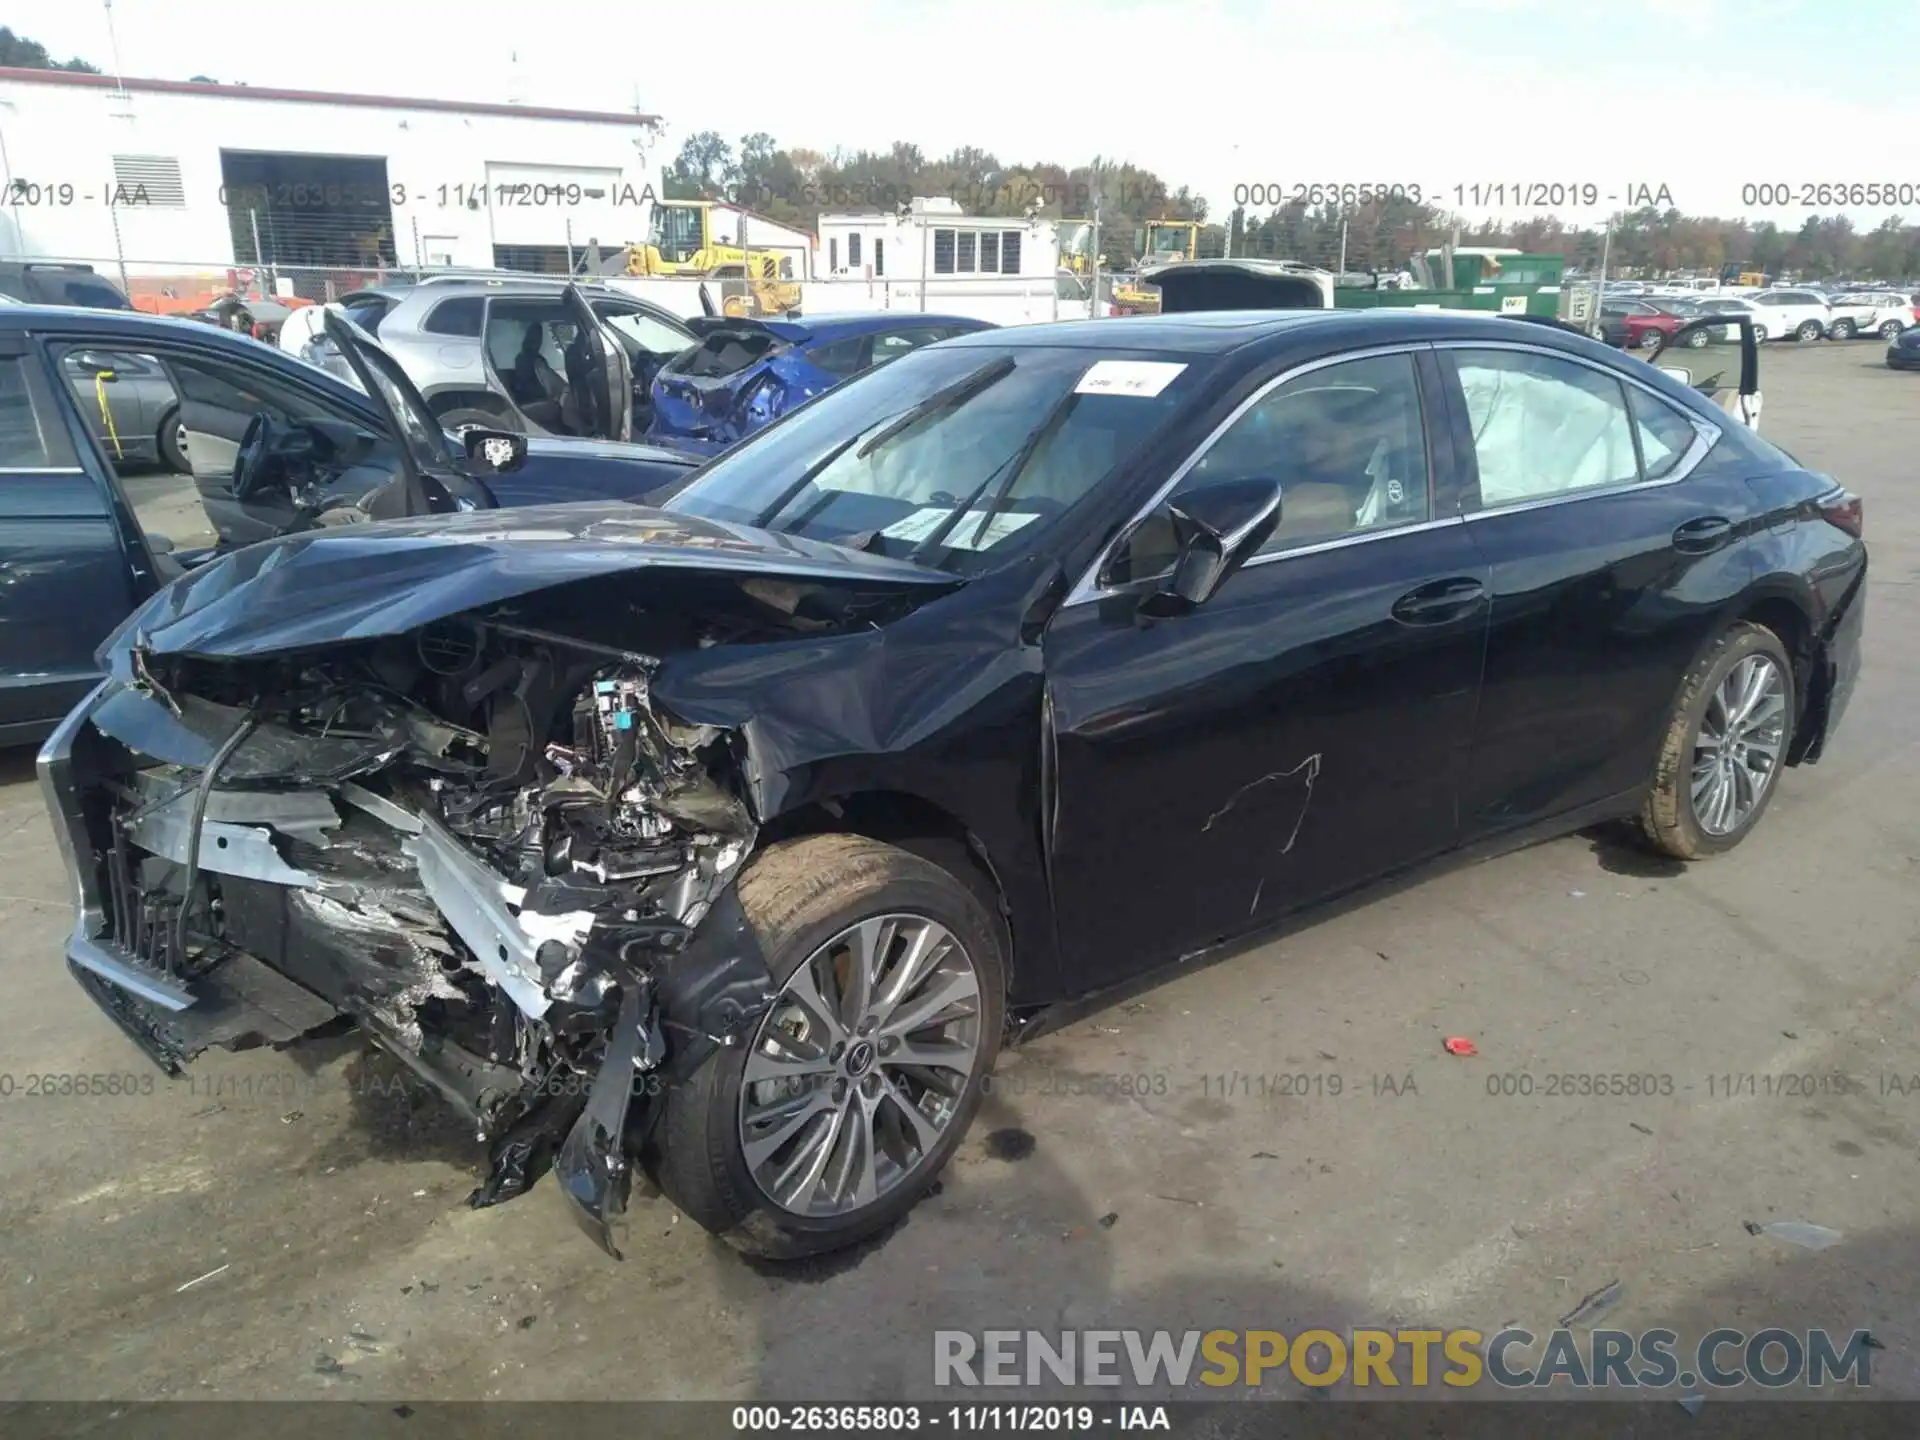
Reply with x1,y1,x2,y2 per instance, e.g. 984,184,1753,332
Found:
1041,523,1490,994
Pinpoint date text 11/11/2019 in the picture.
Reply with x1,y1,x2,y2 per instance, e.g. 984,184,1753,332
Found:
1229,182,1675,210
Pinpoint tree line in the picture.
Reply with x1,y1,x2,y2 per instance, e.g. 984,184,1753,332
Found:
667,131,1920,280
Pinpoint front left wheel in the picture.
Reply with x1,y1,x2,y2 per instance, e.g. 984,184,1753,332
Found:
654,834,1006,1259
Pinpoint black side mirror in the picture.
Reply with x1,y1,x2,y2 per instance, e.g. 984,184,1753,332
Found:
463,427,528,475
1137,477,1284,618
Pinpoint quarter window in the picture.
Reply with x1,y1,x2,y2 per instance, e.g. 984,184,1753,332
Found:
1454,349,1640,507
1627,386,1698,480
423,297,484,337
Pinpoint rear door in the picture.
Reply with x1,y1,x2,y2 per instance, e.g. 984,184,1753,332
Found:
1437,340,1760,837
0,339,150,739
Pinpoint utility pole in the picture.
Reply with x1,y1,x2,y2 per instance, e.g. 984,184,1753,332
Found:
1090,191,1102,319
1338,217,1348,278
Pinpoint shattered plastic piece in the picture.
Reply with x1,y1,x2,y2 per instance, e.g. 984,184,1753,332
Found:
1097,1212,1119,1229
313,1355,344,1375
1559,1278,1623,1327
1862,1333,1886,1350
1753,1221,1842,1251
469,1096,585,1209
1443,1036,1479,1057
1677,1395,1705,1416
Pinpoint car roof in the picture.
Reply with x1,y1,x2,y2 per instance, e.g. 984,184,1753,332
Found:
0,304,385,391
938,308,1605,357
797,312,995,341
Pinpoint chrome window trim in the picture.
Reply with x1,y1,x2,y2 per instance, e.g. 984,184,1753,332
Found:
1433,339,1723,518
1063,334,1726,610
1063,342,1433,607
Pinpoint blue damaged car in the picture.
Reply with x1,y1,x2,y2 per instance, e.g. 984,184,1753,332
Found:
647,312,995,455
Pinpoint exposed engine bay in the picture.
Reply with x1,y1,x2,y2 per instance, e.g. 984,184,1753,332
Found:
67,608,793,1256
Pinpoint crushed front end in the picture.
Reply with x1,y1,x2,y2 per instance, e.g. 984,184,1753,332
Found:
37,620,774,1258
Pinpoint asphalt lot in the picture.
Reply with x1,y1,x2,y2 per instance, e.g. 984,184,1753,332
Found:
1,339,1916,1407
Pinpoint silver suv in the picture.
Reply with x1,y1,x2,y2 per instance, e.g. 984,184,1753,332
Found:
300,276,696,435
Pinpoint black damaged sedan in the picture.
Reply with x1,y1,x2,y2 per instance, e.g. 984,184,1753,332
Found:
39,310,1866,1260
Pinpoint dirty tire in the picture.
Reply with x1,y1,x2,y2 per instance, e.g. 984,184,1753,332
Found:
1639,622,1795,861
654,833,1006,1260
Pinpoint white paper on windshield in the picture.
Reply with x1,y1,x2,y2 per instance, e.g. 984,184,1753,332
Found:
879,507,1041,550
1074,360,1187,398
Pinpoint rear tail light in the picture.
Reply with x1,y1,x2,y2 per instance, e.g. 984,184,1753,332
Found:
1819,488,1863,538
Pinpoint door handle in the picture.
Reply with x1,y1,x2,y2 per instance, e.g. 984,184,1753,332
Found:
1672,515,1734,553
1391,576,1486,625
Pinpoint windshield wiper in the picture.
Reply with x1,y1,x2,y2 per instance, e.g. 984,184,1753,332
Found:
854,355,1016,460
905,388,1083,565
748,431,864,530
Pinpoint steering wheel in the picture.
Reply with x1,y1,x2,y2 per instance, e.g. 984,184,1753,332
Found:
230,412,280,501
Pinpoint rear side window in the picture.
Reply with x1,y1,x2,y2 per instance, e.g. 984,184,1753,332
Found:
423,297,483,337
0,356,78,467
1455,350,1639,506
806,335,870,378
30,273,130,309
1627,385,1698,480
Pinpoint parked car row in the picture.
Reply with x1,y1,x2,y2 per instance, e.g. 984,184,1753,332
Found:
284,274,995,455
1600,286,1919,354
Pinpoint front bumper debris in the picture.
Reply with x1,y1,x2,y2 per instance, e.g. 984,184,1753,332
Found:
38,675,777,1256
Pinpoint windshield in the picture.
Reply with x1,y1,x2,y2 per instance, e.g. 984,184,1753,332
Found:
665,344,1202,574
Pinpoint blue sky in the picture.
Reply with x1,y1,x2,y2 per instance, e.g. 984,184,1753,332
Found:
12,0,1920,224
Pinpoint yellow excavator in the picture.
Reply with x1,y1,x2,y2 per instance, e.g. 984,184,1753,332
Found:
626,198,800,315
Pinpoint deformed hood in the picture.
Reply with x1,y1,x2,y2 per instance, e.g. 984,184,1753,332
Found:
106,502,956,662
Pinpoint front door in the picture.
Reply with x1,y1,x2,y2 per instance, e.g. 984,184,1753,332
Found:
1042,347,1490,993
0,342,150,739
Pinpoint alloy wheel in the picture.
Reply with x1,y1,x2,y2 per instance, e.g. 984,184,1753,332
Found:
1691,654,1788,837
739,913,984,1218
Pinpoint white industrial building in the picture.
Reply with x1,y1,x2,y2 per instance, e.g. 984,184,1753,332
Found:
0,66,667,299
814,198,1062,282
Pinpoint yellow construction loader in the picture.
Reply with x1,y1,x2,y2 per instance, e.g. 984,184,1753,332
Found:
626,199,800,313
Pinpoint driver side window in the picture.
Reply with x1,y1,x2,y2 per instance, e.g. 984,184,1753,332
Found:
1111,352,1431,582
52,340,398,552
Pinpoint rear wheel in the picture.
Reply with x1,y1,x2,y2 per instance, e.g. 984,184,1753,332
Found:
1831,319,1856,341
1795,319,1823,342
1641,331,1666,355
1684,327,1710,349
1641,622,1795,860
1881,320,1904,340
654,834,1006,1259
